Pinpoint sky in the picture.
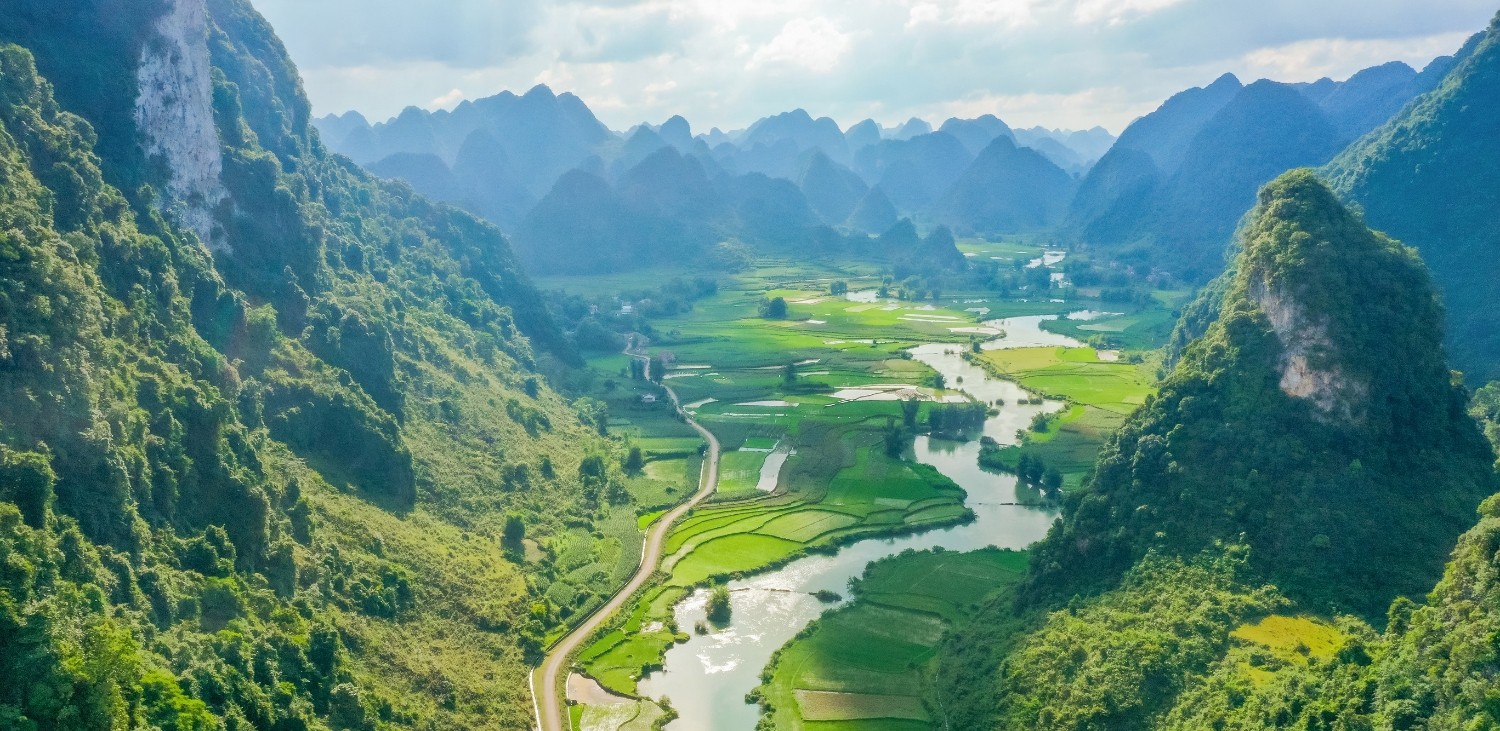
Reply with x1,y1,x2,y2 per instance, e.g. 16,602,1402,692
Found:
249,0,1496,134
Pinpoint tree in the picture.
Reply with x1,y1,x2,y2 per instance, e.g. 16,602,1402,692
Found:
884,416,907,458
1025,455,1046,486
782,362,798,386
830,280,849,296
901,398,921,430
706,585,732,625
503,513,525,550
623,446,645,475
1030,412,1051,433
1043,468,1063,493
0,447,54,528
759,296,789,319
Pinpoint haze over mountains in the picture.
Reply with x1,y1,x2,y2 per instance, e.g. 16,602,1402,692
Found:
317,53,1457,282
1067,54,1464,282
314,39,1500,382
315,90,1110,270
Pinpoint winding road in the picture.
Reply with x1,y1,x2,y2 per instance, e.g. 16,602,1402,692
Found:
532,341,721,731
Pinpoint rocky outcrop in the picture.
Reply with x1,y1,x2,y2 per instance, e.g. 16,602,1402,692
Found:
1250,279,1367,422
134,0,227,249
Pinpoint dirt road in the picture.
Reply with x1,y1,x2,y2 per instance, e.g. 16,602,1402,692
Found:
532,345,720,731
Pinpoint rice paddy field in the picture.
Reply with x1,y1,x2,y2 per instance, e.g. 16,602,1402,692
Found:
756,548,1030,730
535,251,1179,728
976,346,1158,488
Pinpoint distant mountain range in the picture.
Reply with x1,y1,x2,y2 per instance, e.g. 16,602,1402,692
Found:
315,53,1481,303
315,91,1110,268
1065,55,1463,281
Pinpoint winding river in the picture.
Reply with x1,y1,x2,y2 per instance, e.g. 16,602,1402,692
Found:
634,315,1087,729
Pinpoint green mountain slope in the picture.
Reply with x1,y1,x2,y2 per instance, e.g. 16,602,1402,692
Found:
1325,14,1500,383
938,171,1499,731
1031,170,1497,619
0,2,640,728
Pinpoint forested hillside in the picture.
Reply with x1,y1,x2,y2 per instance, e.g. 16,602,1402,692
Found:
0,1,641,728
1326,17,1500,383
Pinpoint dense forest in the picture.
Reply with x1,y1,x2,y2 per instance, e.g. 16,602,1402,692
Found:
1325,16,1500,383
2,2,1499,730
0,1,648,727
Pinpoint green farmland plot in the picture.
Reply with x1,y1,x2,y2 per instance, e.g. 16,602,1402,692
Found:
718,449,772,493
978,347,1153,414
563,255,1161,712
756,548,1030,730
581,433,975,693
975,346,1158,488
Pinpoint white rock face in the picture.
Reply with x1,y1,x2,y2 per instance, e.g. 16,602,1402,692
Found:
1251,279,1367,422
135,0,228,250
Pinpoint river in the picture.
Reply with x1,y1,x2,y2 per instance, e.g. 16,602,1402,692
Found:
634,315,1086,729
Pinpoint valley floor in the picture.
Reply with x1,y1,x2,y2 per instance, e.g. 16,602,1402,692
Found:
532,244,1179,731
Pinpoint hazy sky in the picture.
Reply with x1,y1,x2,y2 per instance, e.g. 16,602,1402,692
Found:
249,0,1495,134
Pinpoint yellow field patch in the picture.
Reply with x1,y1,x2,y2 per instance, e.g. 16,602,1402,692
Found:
1231,615,1346,662
793,690,929,722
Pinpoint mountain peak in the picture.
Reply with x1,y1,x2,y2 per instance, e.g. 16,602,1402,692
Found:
523,83,556,100
1208,72,1243,90
1236,171,1395,420
1031,168,1495,619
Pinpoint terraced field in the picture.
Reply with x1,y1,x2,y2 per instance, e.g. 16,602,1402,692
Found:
580,427,975,691
756,548,1030,730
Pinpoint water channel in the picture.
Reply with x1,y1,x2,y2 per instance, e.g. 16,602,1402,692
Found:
635,314,1090,729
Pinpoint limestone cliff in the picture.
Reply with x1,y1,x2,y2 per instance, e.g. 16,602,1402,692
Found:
1249,280,1367,422
134,0,227,248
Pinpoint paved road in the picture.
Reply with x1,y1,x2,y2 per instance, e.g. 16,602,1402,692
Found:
532,344,721,731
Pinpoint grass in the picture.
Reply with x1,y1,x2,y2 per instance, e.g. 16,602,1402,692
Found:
742,436,782,450
795,691,929,722
977,347,1154,415
668,534,807,586
1231,615,1347,663
718,450,772,492
1225,614,1349,689
974,347,1157,489
626,455,700,511
757,548,1029,730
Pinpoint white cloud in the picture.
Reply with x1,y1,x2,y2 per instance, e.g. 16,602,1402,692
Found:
928,87,1160,132
748,17,853,73
253,0,1495,133
905,0,1039,30
1237,31,1472,81
1072,0,1185,26
428,88,466,110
